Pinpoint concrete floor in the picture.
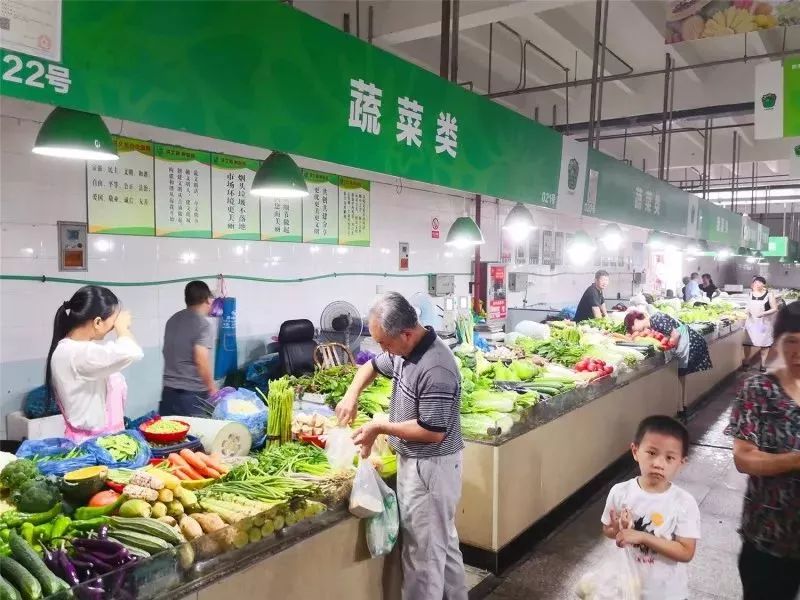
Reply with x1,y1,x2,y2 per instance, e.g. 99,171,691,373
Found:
476,369,752,600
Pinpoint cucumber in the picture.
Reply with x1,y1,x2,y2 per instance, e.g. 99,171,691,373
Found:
7,532,68,598
0,557,41,600
108,517,181,545
529,386,562,395
108,530,172,555
0,574,21,600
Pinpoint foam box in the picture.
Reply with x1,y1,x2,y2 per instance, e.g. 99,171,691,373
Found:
6,411,65,441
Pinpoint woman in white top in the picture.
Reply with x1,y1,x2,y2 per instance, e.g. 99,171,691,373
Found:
745,276,779,373
46,286,143,442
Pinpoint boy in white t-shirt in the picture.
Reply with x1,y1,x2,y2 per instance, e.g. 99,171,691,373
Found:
601,416,701,600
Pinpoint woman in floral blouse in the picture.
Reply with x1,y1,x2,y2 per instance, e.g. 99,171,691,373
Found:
726,301,800,600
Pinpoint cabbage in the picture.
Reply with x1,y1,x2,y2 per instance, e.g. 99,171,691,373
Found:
493,363,519,382
469,389,516,413
475,352,493,376
509,360,538,381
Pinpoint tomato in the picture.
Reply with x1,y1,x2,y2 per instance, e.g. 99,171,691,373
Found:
604,366,614,375
577,358,588,369
89,489,121,508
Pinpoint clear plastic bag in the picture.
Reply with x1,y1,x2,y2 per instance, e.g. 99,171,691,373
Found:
349,460,384,518
212,388,267,441
365,475,399,558
325,427,358,471
575,547,641,600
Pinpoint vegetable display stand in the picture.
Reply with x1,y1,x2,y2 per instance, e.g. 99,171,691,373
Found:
683,321,745,409
456,321,747,575
150,509,401,600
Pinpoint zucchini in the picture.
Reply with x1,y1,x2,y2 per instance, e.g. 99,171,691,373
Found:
108,530,172,555
0,557,41,600
108,516,181,545
0,574,21,600
7,532,69,598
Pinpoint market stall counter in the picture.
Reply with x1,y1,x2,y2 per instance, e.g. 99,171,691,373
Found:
455,322,744,574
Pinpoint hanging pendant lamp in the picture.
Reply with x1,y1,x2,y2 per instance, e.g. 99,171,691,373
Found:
599,223,624,251
32,107,118,160
445,216,485,248
502,202,536,242
250,151,309,198
567,230,596,265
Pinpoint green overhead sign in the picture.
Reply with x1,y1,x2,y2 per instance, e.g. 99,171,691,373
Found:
785,57,800,138
0,0,562,207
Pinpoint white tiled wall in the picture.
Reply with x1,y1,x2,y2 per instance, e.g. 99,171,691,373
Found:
1,99,477,436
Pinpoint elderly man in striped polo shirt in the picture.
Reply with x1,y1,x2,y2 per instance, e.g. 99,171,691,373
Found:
336,291,467,600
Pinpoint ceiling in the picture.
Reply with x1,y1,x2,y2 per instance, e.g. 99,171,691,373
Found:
294,0,800,221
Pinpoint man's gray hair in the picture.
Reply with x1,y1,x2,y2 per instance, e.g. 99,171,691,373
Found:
369,292,419,336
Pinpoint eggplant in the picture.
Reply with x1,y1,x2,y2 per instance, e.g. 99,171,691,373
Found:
72,538,123,554
58,551,82,587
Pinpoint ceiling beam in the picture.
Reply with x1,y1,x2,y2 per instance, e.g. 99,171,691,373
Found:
374,0,586,45
629,0,701,83
532,9,636,96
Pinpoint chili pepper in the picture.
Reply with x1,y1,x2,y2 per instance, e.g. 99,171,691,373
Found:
2,502,62,527
68,516,110,532
20,521,35,545
0,529,10,542
73,495,125,521
0,542,10,557
33,522,53,543
50,515,72,539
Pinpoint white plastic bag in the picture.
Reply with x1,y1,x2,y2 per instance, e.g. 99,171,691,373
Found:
514,320,550,339
325,427,358,471
349,460,384,518
575,547,641,600
365,475,399,557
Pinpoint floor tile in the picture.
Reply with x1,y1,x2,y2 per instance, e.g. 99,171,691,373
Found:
700,487,745,520
688,545,742,599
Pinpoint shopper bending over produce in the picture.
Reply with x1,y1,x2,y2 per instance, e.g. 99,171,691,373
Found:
160,280,217,416
726,301,800,600
336,291,467,600
624,311,712,377
47,285,143,442
601,416,701,600
574,270,610,323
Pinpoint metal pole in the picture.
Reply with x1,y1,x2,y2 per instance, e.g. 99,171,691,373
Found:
735,133,742,213
356,0,360,38
730,131,738,211
439,0,451,79
368,5,374,43
487,48,798,99
450,0,460,83
751,162,756,216
565,70,570,136
622,127,628,160
343,13,350,33
708,118,714,199
487,23,493,94
534,106,539,122
586,0,603,148
701,119,709,199
552,104,557,126
642,158,646,172
658,53,671,180
666,58,676,179
473,195,482,313
594,0,610,149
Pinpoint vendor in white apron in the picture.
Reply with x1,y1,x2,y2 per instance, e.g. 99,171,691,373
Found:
46,286,143,443
744,276,779,373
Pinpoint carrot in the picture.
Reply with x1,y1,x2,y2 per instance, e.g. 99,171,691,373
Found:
173,468,189,481
175,466,203,481
203,466,222,479
179,449,213,478
196,452,227,475
168,453,204,480
208,452,231,475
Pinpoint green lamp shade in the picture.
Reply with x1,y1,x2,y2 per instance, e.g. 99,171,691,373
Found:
445,216,484,248
250,152,308,198
502,203,536,242
32,107,118,160
646,230,666,248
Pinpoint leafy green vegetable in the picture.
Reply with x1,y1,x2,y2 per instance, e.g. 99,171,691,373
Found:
475,353,492,376
492,363,519,382
509,360,540,381
0,459,39,491
358,376,392,416
11,477,61,513
290,365,357,407
583,318,626,334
